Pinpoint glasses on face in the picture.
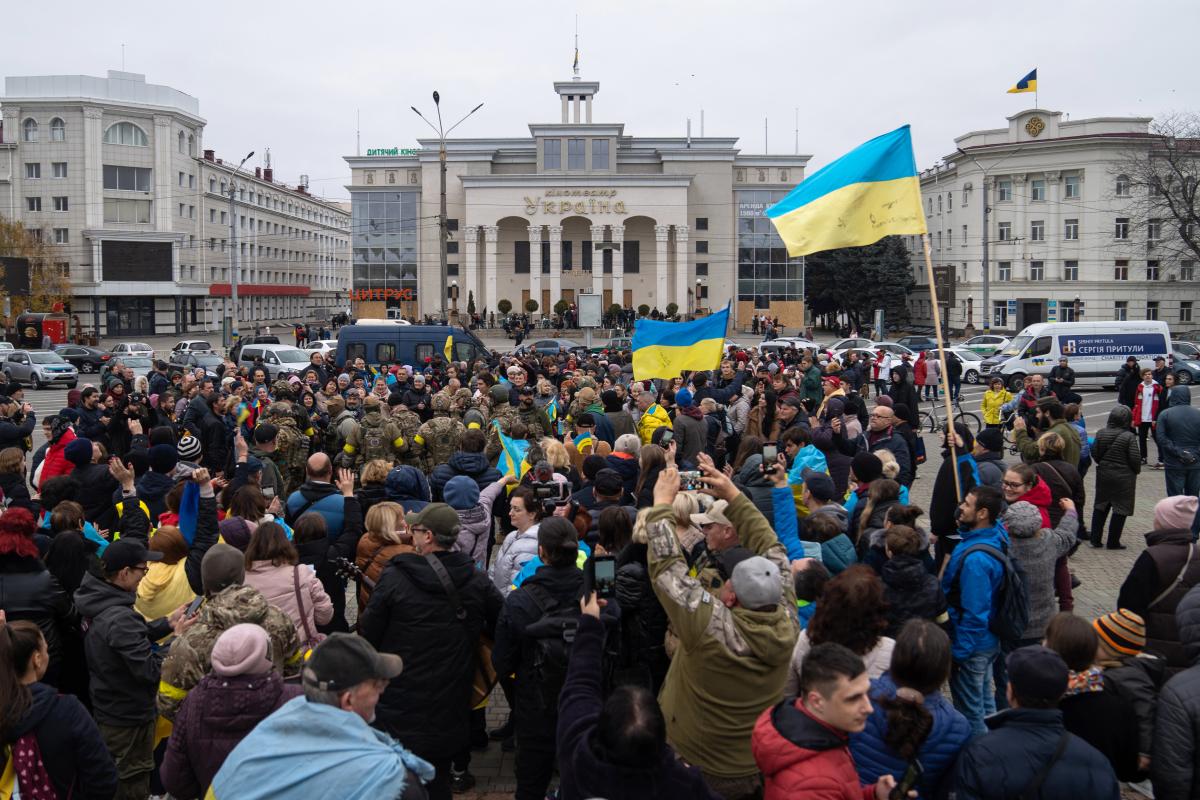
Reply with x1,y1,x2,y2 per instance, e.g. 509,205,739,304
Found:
128,564,150,575
1001,480,1026,489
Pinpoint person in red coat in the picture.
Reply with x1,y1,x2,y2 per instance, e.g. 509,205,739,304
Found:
753,642,913,800
37,415,77,490
1130,368,1161,464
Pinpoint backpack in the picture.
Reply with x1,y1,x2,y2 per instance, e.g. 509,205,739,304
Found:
947,543,1031,644
522,582,578,711
359,418,390,462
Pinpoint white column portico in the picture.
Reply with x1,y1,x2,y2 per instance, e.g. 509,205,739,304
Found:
674,224,690,311
463,226,479,314
483,225,499,314
655,225,671,312
548,225,563,312
528,225,543,314
611,224,625,307
589,224,606,295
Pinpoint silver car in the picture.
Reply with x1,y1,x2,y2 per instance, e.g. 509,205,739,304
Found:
3,350,78,389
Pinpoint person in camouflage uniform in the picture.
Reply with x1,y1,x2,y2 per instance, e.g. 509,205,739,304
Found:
485,383,523,461
385,396,423,469
267,401,310,497
412,394,466,473
567,385,599,427
515,384,552,441
343,394,406,470
157,544,300,722
324,395,359,466
451,387,475,420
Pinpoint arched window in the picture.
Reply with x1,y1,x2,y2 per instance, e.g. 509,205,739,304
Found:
1115,174,1131,197
49,118,65,142
178,130,185,153
22,118,38,142
103,122,149,146
187,134,195,156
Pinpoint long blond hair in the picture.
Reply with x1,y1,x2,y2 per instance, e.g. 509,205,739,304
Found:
365,501,406,544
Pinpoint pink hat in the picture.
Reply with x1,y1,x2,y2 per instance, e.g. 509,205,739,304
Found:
1154,495,1199,531
210,623,274,677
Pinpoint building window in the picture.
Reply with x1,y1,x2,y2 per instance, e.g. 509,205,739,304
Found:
22,118,38,142
103,198,152,223
1147,261,1160,281
696,262,708,276
1064,175,1080,199
103,165,152,191
937,231,942,250
1114,260,1129,281
52,162,67,179
178,171,186,187
1182,301,1194,323
1147,301,1159,320
602,248,613,274
446,219,458,232
179,203,186,217
188,134,195,156
567,138,585,170
49,117,65,142
962,186,970,206
543,138,562,170
1115,174,1131,197
446,241,459,255
623,240,640,273
26,197,41,212
1064,219,1079,240
52,196,68,212
937,195,943,212
209,208,216,223
1061,304,1079,322
178,131,186,153
53,228,68,244
961,224,968,244
695,217,709,231
189,174,195,189
696,240,708,254
928,197,933,215
1115,300,1128,321
1030,261,1044,281
998,222,1012,241
1148,219,1162,241
1182,261,1196,281
997,261,1011,281
514,241,530,274
1064,260,1079,281
948,230,953,248
997,180,1012,201
561,241,573,271
1031,220,1044,241
447,264,458,277
103,122,149,146
993,301,1008,328
1115,218,1130,239
1031,179,1045,201
24,163,40,179
591,139,609,170
947,192,953,211
26,229,42,242
736,169,746,182
540,241,551,274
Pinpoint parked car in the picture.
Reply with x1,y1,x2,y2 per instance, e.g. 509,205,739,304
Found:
119,356,155,383
589,337,632,354
2,350,77,389
937,347,987,384
110,342,155,358
895,335,939,352
823,338,877,361
959,334,1010,357
168,351,225,378
229,334,281,364
236,344,311,380
171,339,215,355
1173,344,1200,385
51,344,112,373
0,342,14,352
510,338,588,357
304,340,339,356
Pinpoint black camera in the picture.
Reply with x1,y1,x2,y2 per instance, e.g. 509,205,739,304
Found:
531,479,570,515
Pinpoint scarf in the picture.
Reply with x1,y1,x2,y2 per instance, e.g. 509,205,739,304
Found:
1064,666,1106,696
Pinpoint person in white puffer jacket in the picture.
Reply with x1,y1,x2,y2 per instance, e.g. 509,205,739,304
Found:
488,484,544,596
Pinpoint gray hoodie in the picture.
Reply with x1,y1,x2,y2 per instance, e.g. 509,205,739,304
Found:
1004,500,1078,640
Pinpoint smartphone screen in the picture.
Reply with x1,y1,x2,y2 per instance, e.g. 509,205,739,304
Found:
593,555,617,599
185,596,204,618
890,760,923,799
762,444,778,462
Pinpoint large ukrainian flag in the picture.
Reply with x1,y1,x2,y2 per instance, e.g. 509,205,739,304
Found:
766,125,927,257
632,304,729,380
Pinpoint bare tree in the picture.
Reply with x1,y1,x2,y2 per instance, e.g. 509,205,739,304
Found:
1114,112,1200,272
0,215,73,316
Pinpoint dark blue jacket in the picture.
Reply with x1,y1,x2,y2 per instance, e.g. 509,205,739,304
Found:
284,481,345,539
952,707,1120,800
850,673,971,798
941,521,1007,662
429,450,503,501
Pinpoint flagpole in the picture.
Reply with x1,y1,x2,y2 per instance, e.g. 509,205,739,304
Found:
921,233,962,505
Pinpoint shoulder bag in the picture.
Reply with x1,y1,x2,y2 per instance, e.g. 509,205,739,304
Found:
424,553,498,709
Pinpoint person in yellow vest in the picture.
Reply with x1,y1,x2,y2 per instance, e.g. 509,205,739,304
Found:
636,390,672,445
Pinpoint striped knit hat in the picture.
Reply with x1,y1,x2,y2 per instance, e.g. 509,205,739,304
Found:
1093,609,1146,656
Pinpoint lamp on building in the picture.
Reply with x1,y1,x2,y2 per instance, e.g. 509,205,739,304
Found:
449,280,459,319
411,93,484,321
695,278,703,315
228,151,254,347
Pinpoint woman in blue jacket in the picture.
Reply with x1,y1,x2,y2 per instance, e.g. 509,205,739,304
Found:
851,618,972,799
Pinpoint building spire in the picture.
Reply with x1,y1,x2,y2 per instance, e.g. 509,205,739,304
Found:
572,16,580,79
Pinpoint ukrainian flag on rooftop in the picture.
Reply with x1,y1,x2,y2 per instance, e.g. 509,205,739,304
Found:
766,125,927,257
632,304,729,380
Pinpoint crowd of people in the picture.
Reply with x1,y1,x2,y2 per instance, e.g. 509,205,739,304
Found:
1,327,1199,800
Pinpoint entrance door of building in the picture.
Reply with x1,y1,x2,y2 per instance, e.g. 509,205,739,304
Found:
603,289,612,310
541,290,551,317
521,289,530,315
623,289,633,309
1019,301,1044,329
105,297,156,336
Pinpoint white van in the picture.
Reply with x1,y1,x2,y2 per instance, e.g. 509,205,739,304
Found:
982,320,1172,391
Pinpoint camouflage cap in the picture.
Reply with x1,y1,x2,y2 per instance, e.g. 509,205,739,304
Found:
431,393,452,413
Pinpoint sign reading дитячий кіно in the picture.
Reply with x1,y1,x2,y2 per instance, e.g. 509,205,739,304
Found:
366,147,422,156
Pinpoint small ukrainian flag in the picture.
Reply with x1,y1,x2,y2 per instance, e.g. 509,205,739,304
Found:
495,423,530,490
444,333,454,363
544,394,559,423
1007,69,1037,94
632,304,730,381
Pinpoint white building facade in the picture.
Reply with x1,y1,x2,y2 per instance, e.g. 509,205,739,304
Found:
0,70,349,337
907,109,1196,334
344,76,810,329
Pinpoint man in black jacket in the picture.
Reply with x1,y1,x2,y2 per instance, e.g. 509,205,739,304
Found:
1049,357,1078,404
0,395,35,452
492,518,583,800
73,471,197,800
361,503,503,799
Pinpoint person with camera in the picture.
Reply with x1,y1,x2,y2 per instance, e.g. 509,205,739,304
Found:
646,461,797,800
0,395,35,453
360,503,504,798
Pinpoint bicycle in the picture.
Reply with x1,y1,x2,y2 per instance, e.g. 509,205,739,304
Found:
918,396,982,436
999,410,1022,456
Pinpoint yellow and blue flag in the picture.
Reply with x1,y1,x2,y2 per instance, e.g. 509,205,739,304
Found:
766,125,927,257
1007,69,1037,94
632,304,729,380
495,423,530,489
573,430,595,453
544,394,559,423
444,333,454,363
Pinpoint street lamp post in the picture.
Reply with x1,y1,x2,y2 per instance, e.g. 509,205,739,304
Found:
450,280,459,319
227,151,254,347
411,94,483,324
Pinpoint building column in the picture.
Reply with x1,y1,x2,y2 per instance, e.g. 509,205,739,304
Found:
153,114,173,230
586,96,593,123
483,225,498,314
674,224,690,312
1012,173,1028,279
528,225,542,317
655,225,671,313
1046,171,1062,278
589,224,606,295
548,225,563,314
464,226,479,314
81,107,104,228
611,225,625,307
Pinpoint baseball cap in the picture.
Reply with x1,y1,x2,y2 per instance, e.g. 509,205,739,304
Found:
302,633,403,692
101,538,163,573
594,468,623,497
405,503,461,539
729,554,781,611
822,376,842,388
691,498,733,528
1006,645,1068,705
253,423,279,444
800,468,836,502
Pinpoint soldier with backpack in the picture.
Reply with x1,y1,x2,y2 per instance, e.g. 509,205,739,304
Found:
267,402,311,498
491,518,584,800
344,395,406,471
412,395,465,474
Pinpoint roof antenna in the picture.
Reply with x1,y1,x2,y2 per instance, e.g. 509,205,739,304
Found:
572,16,580,79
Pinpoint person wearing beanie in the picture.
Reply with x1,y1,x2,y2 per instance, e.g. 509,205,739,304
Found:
132,443,181,524
443,474,510,570
63,437,92,469
1004,499,1078,644
972,427,1008,489
161,623,303,799
672,388,707,470
1151,584,1200,799
157,542,301,722
606,433,642,497
176,432,203,464
1152,494,1200,531
1088,608,1165,773
952,646,1121,800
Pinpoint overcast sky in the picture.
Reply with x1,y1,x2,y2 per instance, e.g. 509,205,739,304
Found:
6,0,1197,200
